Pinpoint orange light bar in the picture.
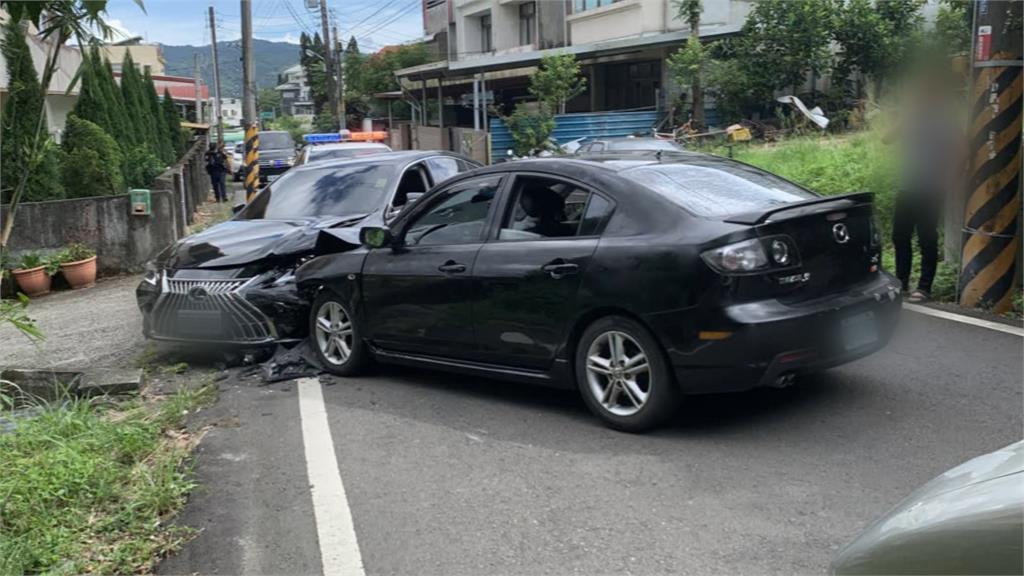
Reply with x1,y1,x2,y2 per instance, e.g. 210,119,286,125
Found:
348,131,388,142
698,331,733,341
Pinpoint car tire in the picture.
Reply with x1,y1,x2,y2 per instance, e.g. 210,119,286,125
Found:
309,291,368,376
574,315,680,432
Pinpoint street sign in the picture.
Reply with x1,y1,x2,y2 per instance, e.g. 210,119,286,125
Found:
260,111,274,120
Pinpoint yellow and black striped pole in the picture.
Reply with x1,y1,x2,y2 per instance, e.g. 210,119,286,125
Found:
244,123,260,202
959,0,1022,312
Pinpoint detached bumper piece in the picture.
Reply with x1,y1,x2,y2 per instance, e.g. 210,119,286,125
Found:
148,276,278,343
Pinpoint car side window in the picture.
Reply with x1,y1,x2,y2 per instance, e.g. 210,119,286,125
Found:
425,157,462,185
590,142,605,152
403,176,500,247
393,164,430,209
498,175,593,241
578,193,614,236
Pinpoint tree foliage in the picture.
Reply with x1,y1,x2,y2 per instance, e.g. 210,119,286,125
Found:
162,88,187,158
61,116,123,198
832,0,923,96
933,0,972,55
529,53,587,114
505,103,556,156
1,17,63,204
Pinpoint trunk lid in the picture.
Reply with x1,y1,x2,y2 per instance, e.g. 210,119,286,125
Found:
735,194,880,302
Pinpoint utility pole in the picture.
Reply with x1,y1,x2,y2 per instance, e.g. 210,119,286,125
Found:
959,0,1022,312
209,6,224,146
241,0,259,201
193,53,203,123
319,0,338,130
334,23,345,128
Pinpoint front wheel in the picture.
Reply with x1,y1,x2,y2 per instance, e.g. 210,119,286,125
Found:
575,316,680,432
309,291,369,376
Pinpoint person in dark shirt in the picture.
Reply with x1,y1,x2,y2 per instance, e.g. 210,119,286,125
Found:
204,142,229,203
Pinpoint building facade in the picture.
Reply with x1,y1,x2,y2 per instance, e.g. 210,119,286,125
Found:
0,14,82,141
102,37,166,75
275,64,314,118
209,96,243,128
402,0,752,128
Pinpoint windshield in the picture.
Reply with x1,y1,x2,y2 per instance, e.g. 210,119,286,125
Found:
629,161,815,217
236,164,396,220
309,146,389,162
260,132,294,150
609,139,683,151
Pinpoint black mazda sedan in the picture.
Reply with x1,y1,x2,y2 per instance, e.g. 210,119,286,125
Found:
136,151,478,344
296,153,902,431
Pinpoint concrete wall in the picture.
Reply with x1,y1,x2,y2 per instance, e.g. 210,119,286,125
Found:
2,139,209,275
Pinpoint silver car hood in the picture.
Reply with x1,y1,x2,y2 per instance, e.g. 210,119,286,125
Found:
832,440,1024,575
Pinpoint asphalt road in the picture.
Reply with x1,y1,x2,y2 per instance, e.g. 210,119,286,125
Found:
158,309,1022,576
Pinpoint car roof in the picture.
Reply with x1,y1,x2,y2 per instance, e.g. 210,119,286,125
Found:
468,152,716,176
289,150,462,172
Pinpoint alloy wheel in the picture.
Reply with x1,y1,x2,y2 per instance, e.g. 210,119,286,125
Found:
585,330,651,416
315,301,353,365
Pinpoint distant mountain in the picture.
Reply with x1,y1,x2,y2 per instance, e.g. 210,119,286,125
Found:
161,39,299,98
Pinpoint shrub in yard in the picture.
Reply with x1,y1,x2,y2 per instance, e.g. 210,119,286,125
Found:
504,102,556,157
123,147,166,190
61,116,124,198
21,138,66,203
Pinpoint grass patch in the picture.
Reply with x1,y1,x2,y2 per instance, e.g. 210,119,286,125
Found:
720,129,985,307
189,200,234,235
0,385,217,575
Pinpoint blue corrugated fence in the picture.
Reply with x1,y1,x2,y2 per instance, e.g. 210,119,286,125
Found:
489,109,660,156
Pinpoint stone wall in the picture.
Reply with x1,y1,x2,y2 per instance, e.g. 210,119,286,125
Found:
2,139,209,275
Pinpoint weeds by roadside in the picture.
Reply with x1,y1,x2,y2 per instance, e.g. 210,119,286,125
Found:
0,382,217,575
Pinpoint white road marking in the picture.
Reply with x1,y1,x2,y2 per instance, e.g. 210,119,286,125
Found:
297,377,366,576
904,303,1024,337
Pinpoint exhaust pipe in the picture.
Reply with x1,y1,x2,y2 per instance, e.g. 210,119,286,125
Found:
768,373,797,389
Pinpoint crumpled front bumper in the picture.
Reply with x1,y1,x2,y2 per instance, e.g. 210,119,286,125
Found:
136,271,309,345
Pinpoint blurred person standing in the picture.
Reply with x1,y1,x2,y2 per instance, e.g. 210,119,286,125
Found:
886,69,964,303
204,142,229,203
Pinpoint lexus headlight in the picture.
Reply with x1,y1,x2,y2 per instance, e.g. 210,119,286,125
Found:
143,262,160,285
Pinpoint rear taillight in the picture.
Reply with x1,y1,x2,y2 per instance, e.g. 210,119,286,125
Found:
701,235,801,275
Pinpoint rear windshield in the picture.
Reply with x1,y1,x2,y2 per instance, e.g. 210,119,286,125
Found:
260,132,294,150
628,161,815,217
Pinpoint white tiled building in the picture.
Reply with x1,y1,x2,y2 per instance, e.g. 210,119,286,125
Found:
274,64,314,118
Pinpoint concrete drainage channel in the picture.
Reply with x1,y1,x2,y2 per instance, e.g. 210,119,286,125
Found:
0,368,144,432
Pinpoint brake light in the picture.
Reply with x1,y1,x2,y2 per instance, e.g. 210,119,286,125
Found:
701,235,801,275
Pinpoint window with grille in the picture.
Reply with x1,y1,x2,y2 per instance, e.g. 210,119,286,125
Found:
519,2,535,46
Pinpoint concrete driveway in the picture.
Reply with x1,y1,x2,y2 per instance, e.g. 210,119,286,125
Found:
158,306,1023,576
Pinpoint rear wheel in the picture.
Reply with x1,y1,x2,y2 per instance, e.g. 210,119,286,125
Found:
309,291,368,376
575,316,679,432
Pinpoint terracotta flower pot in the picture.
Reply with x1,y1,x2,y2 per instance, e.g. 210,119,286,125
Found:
12,265,52,297
60,255,97,289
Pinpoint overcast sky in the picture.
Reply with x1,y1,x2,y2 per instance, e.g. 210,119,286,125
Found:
104,0,424,50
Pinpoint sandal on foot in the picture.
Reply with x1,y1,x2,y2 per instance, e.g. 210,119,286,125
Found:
907,289,930,303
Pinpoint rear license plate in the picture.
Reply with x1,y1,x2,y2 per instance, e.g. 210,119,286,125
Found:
267,174,280,182
840,310,877,350
177,310,222,336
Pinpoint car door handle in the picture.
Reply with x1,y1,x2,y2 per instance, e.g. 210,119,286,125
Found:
541,260,579,278
438,260,467,274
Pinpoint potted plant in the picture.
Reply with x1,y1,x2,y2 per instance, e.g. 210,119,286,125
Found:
11,252,58,297
57,243,97,289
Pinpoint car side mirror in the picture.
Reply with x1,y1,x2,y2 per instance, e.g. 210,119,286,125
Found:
360,226,394,249
231,202,244,214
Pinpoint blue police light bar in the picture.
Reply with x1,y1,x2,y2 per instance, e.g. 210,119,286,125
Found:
303,133,343,143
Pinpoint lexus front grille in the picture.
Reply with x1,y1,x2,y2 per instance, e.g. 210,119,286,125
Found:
150,276,277,342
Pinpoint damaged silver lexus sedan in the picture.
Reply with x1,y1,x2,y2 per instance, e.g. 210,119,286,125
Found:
135,151,478,345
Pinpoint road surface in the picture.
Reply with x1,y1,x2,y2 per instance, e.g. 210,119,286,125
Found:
158,307,1022,576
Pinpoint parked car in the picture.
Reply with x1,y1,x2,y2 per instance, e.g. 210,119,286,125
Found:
575,136,685,155
257,130,298,183
296,153,902,431
232,142,244,182
833,440,1024,575
136,151,479,345
297,142,392,165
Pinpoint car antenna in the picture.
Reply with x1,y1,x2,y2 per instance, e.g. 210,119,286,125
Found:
655,149,663,161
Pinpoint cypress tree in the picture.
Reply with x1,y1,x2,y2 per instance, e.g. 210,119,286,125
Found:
72,47,110,133
104,58,135,147
162,88,186,157
120,53,158,156
143,68,174,163
1,18,62,203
